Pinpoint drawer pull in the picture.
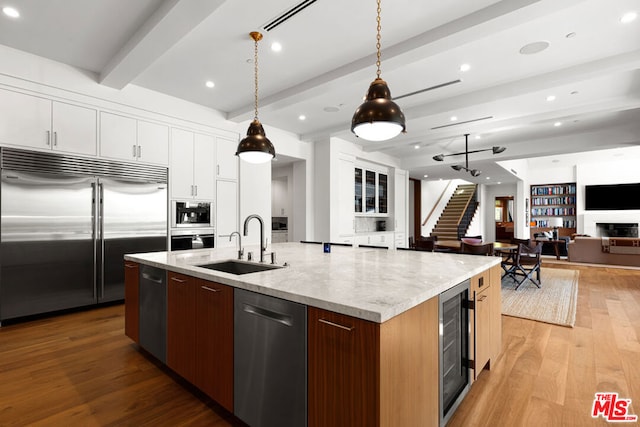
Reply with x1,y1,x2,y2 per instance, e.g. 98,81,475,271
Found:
170,276,187,283
318,318,354,331
201,285,221,293
124,263,137,269
477,294,488,302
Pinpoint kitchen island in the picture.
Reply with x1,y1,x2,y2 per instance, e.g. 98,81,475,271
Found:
124,242,502,426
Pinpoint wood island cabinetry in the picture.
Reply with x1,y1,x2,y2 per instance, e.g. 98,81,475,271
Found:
124,262,139,343
469,265,501,381
167,272,198,384
308,298,439,427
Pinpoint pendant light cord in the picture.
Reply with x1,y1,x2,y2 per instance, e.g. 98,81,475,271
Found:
375,0,382,79
253,35,259,121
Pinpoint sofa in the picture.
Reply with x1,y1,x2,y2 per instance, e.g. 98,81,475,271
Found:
568,237,640,267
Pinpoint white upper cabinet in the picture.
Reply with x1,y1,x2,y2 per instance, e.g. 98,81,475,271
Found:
170,128,215,200
0,89,96,156
216,137,238,181
99,112,168,165
137,120,169,165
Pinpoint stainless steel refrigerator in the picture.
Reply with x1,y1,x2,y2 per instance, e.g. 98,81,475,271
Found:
0,148,167,322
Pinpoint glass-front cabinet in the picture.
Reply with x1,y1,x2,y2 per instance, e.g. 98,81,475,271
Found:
354,168,363,213
354,165,388,215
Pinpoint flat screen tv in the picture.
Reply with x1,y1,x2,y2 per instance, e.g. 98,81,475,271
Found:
585,183,640,210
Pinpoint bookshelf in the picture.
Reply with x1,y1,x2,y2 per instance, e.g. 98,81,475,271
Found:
530,182,576,238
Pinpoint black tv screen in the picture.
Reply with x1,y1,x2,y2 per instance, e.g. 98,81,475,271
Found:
585,183,640,210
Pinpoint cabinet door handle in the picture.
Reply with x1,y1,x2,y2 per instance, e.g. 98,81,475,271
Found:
170,276,187,283
201,285,221,293
133,145,137,158
53,131,58,146
217,165,220,175
137,145,141,158
46,130,51,146
318,318,355,331
477,294,488,302
124,263,137,269
194,185,198,196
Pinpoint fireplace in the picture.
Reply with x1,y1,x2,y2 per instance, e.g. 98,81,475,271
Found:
596,223,639,238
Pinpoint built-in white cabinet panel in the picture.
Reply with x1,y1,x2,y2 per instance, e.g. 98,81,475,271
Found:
100,112,168,165
355,232,394,248
0,89,96,155
272,177,288,217
394,169,408,233
216,180,238,248
170,128,215,200
216,137,238,181
338,156,355,237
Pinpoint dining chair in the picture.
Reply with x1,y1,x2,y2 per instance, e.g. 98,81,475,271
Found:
512,242,543,290
415,236,436,252
460,241,494,256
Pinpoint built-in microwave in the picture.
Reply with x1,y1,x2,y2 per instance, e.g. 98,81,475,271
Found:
171,200,213,228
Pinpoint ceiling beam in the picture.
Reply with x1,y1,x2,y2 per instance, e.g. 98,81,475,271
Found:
226,0,586,121
99,0,226,89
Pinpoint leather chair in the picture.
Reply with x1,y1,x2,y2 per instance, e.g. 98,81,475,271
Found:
415,236,436,252
460,241,494,256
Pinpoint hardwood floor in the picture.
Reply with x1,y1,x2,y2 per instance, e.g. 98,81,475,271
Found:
1,263,638,426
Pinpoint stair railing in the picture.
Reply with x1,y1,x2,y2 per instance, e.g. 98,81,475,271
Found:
456,186,479,239
422,180,454,227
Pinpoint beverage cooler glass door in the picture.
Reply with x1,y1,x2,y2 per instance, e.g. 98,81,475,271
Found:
0,171,96,320
99,178,167,302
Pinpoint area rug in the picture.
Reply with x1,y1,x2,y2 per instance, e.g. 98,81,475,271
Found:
501,268,579,327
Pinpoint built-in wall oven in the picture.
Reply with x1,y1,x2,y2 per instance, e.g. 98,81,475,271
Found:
439,279,471,426
170,228,215,251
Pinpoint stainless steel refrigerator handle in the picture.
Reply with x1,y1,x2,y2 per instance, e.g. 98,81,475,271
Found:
99,182,105,299
141,273,163,284
91,181,97,301
242,303,293,327
318,318,355,331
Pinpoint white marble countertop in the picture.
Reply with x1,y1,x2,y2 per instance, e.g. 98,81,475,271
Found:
125,242,500,323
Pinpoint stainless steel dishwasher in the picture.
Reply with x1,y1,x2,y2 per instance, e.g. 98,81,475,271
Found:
234,288,307,427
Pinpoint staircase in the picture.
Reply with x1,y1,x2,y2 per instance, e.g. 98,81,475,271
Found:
430,184,479,240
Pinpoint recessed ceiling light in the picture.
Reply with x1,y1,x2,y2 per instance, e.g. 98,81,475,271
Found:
475,135,481,140
486,177,490,180
439,178,443,181
205,80,215,88
323,106,339,113
414,145,420,149
459,63,471,72
271,42,282,52
546,95,556,102
298,114,306,121
423,174,428,178
554,121,563,127
450,116,458,121
2,6,19,18
519,41,550,55
620,11,637,24
497,181,502,185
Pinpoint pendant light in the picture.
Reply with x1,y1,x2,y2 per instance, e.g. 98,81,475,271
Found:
236,31,276,164
351,0,406,142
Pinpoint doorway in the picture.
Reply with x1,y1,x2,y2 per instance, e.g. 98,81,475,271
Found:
494,196,514,242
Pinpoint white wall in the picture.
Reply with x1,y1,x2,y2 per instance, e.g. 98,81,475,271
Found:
239,160,271,248
482,183,517,242
576,159,640,235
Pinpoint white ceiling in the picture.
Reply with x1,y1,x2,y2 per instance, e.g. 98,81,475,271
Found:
1,0,639,183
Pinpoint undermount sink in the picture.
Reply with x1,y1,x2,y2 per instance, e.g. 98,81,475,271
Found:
197,260,282,275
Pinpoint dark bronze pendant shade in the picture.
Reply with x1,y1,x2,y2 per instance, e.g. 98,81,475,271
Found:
235,31,275,164
236,119,275,164
351,78,406,141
